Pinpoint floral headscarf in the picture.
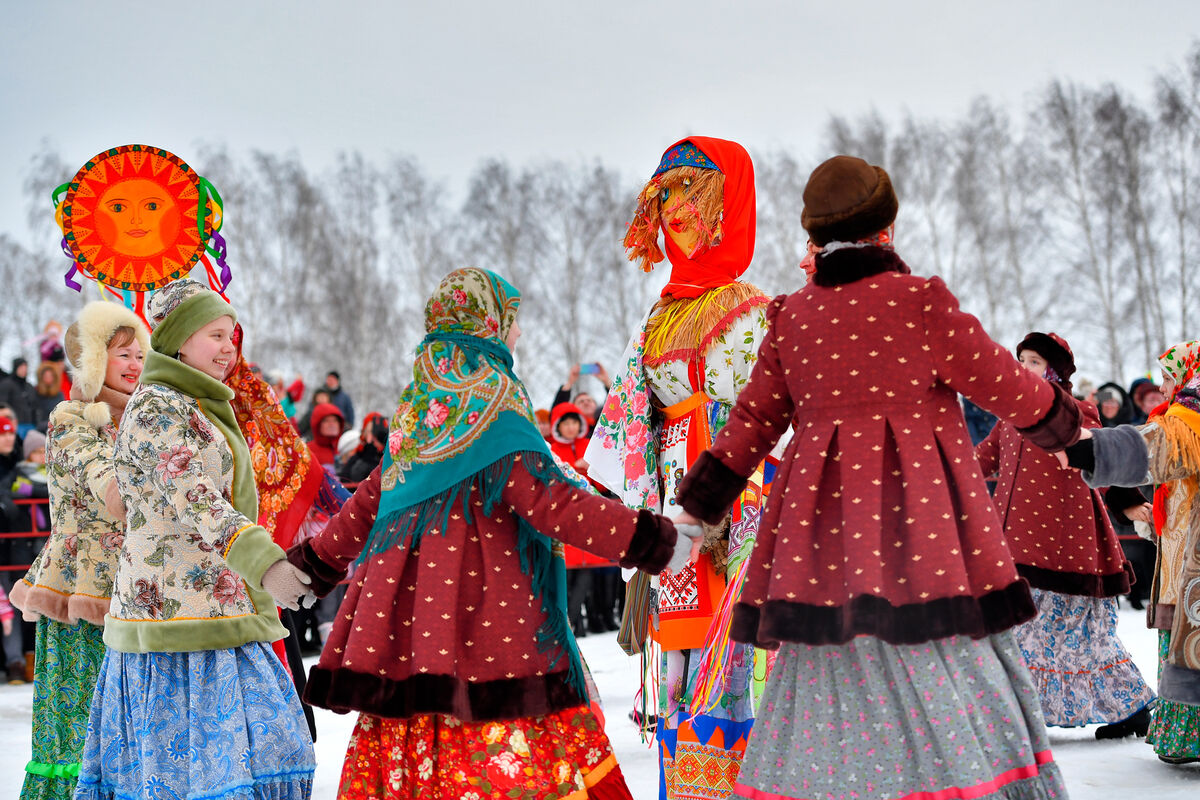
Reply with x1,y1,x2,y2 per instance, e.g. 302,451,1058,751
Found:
363,267,585,698
378,267,542,497
1159,341,1200,411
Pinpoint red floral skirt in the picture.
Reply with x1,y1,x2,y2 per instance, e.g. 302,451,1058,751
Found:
337,705,634,800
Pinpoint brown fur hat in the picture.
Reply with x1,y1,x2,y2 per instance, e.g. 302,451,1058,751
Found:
801,156,899,246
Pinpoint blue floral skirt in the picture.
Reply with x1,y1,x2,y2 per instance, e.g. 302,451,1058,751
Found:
74,642,315,800
1014,588,1155,726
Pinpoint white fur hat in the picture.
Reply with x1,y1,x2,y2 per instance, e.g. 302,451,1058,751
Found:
64,301,151,403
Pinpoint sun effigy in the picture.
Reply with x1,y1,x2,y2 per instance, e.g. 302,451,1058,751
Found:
53,144,231,317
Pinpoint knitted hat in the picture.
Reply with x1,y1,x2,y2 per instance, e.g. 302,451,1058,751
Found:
1016,332,1075,389
22,430,46,460
337,429,361,461
64,301,151,403
146,279,236,357
801,156,899,246
0,416,15,435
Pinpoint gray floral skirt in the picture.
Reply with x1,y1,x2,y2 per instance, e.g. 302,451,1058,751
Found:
735,632,1068,800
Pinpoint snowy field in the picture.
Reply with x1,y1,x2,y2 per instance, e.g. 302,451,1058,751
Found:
1,606,1197,798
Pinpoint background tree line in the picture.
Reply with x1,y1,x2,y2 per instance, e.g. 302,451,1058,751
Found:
3,44,1199,416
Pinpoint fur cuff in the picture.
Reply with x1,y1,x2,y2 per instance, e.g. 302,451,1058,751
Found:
618,509,676,574
1081,426,1151,488
1016,382,1083,451
676,451,748,525
286,538,346,597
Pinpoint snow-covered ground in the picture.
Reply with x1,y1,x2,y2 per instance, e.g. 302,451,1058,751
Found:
1,607,1197,798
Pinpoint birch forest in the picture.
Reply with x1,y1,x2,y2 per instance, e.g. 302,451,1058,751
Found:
3,45,1200,415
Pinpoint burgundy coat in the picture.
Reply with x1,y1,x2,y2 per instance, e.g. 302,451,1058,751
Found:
288,454,674,722
678,249,1080,648
975,399,1132,597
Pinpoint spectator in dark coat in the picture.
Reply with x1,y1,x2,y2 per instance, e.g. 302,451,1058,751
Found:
323,371,355,428
0,359,37,436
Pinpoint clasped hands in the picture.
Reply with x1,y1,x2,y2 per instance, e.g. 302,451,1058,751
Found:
261,560,319,611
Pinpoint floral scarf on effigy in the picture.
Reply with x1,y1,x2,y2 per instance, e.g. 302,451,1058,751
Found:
364,267,586,698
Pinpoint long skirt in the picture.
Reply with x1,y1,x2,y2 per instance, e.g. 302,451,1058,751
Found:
1014,589,1155,726
19,616,104,800
74,642,315,800
336,705,632,799
735,632,1068,800
1146,630,1200,760
658,644,756,800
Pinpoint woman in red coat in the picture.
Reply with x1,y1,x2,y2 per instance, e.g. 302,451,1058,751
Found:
976,332,1154,738
676,156,1079,800
281,267,692,799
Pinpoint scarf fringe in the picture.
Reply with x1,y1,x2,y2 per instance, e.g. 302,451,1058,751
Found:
644,282,767,366
360,450,588,702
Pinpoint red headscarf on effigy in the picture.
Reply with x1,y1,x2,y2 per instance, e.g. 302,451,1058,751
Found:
658,136,756,299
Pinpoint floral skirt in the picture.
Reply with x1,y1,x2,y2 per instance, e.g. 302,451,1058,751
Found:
735,632,1068,800
19,616,105,800
658,644,756,800
337,706,632,800
1014,589,1155,726
74,642,315,800
1146,630,1200,759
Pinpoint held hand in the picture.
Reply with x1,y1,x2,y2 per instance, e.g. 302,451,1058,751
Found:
260,560,313,611
673,511,701,527
1077,427,1093,440
1054,450,1072,469
1125,502,1153,524
666,522,704,574
574,458,589,471
1,618,11,637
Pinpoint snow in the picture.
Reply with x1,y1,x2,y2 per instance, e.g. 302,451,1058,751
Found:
1,607,1197,798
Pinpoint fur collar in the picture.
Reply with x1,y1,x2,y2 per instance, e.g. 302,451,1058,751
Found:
813,246,910,287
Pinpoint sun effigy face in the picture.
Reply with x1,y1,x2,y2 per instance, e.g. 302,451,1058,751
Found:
95,178,182,258
60,145,209,292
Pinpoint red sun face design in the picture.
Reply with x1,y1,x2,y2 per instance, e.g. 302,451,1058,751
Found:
61,145,209,292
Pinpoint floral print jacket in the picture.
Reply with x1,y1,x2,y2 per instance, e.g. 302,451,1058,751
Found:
13,401,123,626
106,384,287,653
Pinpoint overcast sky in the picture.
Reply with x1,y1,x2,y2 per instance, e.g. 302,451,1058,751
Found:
3,1,1198,249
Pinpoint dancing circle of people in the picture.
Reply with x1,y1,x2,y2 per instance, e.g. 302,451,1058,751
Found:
4,138,1199,800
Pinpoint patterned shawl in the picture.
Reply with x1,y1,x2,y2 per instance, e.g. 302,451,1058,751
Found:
365,267,585,697
226,351,325,549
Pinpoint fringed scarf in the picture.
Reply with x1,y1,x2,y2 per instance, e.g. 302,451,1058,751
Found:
1151,341,1200,534
643,282,769,368
364,267,586,698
